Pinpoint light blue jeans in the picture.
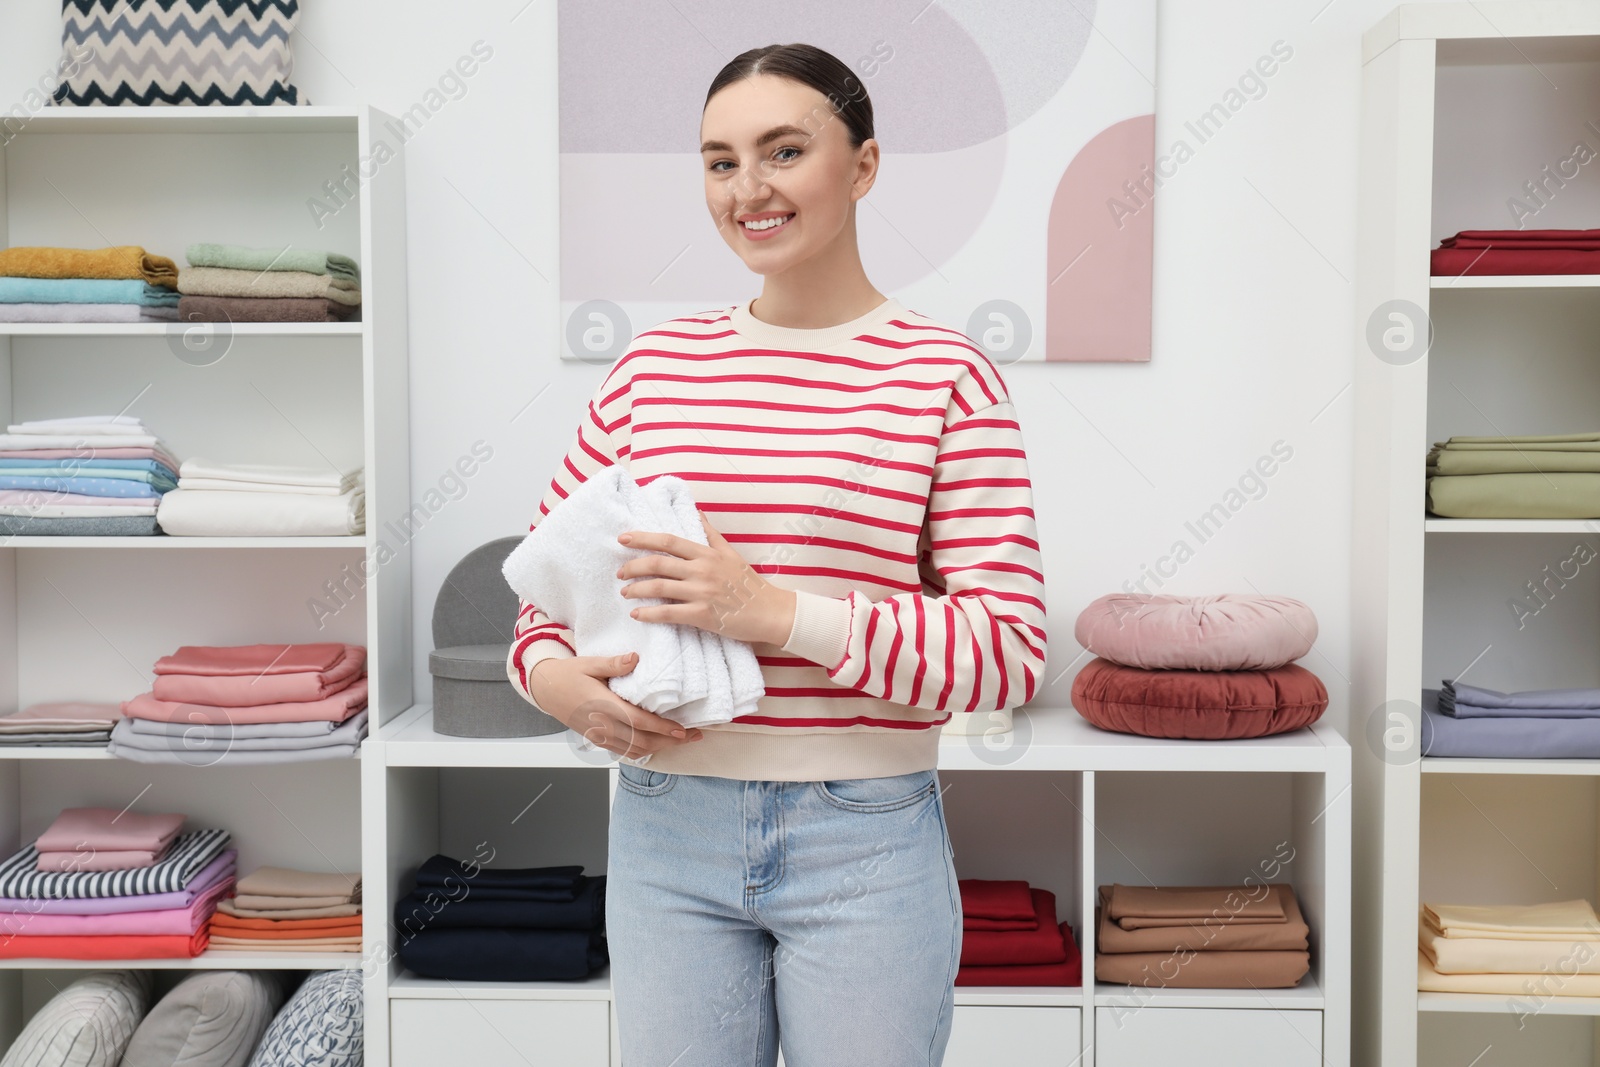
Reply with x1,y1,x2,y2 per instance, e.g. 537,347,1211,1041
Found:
606,764,963,1066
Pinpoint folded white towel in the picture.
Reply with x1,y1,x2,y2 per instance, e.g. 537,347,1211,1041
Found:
177,458,362,491
501,466,764,734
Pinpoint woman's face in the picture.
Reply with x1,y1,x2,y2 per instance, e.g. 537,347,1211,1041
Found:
700,74,876,275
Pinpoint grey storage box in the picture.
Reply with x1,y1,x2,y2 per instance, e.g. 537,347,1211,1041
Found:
430,535,565,737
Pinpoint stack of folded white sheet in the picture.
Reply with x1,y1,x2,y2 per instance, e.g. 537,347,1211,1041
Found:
155,459,365,536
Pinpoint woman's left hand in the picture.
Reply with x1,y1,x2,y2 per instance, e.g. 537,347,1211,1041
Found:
617,511,796,646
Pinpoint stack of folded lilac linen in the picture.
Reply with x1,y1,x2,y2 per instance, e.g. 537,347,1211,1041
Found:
108,642,369,765
0,806,234,960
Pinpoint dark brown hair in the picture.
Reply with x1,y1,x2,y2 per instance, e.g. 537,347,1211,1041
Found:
704,43,875,149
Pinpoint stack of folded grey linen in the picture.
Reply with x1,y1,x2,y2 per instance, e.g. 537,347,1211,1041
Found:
1428,432,1600,518
0,702,120,748
1421,680,1600,758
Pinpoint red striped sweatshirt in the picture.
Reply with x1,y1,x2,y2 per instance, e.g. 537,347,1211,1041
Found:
506,296,1048,780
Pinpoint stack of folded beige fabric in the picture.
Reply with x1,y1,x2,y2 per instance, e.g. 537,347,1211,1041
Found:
1094,883,1311,989
210,865,362,953
1417,899,1600,994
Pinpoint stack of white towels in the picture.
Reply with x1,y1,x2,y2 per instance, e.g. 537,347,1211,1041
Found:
502,466,764,747
155,459,365,537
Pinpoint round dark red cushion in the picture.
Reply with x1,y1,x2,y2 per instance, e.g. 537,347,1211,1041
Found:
1071,657,1328,740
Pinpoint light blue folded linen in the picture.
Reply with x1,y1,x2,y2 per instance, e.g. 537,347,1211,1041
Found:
0,278,180,306
0,475,168,497
1441,679,1600,718
1422,689,1600,757
0,466,175,487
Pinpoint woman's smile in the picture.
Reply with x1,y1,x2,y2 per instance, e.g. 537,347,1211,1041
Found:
739,211,795,240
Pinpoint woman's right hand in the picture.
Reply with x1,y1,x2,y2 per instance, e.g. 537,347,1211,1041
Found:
527,652,704,760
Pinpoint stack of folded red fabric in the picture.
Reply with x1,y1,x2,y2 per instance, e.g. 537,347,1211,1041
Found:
955,878,1082,986
1432,229,1600,277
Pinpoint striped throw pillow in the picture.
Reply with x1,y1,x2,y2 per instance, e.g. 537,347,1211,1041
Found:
51,0,304,107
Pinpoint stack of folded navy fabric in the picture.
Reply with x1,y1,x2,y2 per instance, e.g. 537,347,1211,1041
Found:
392,854,606,981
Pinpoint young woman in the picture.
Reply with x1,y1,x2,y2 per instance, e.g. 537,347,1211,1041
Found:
507,43,1048,1066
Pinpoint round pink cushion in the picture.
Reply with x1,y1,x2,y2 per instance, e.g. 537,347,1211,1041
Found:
1072,657,1328,740
1074,593,1316,671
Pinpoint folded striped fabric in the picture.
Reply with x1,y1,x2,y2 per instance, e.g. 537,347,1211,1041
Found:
0,828,230,899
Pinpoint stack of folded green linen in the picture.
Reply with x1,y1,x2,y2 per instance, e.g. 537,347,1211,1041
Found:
175,244,361,323
0,246,180,323
1427,432,1600,518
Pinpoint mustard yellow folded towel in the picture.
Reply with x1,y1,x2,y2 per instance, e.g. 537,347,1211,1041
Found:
1423,899,1600,940
0,246,178,288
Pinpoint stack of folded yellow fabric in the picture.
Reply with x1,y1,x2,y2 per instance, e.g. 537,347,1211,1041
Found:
1417,898,1600,994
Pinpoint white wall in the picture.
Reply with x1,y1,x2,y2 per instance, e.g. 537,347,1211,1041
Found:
0,0,1486,741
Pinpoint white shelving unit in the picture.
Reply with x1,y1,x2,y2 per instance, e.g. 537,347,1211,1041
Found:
369,706,1349,1067
1355,5,1600,1066
0,104,410,1048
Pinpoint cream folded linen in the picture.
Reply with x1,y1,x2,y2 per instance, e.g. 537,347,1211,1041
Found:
176,458,361,492
216,898,360,920
156,486,364,536
236,865,360,900
1418,949,1600,996
1423,899,1600,940
1421,916,1600,974
207,934,362,949
176,266,361,305
7,418,146,435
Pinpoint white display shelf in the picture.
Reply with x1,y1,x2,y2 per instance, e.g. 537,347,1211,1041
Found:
381,703,1347,774
0,100,411,1063
1421,758,1600,775
1354,8,1600,1066
1428,275,1600,289
0,951,360,970
1094,976,1323,1010
6,105,362,136
388,968,1086,1007
0,536,366,548
0,323,362,337
1417,991,1600,1016
0,746,365,761
1424,519,1600,534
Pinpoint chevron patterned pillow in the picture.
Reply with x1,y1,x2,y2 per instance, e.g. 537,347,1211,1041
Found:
51,0,305,107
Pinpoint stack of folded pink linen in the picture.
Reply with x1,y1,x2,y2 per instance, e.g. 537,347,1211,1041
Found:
109,642,369,765
34,807,183,871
